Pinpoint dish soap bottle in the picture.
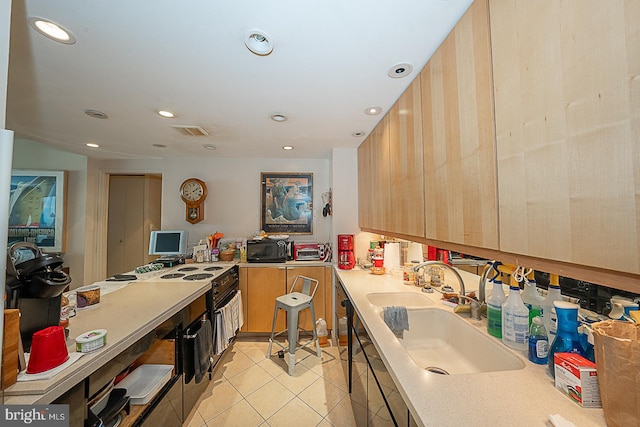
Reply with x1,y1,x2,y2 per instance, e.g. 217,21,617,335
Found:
528,316,548,364
541,273,563,340
547,301,585,378
486,273,506,338
521,270,544,326
502,276,529,351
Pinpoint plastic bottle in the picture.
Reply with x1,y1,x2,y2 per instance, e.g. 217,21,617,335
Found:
502,276,530,351
59,294,70,328
486,273,506,338
547,301,585,378
528,316,548,364
521,271,544,326
316,318,328,347
541,273,563,340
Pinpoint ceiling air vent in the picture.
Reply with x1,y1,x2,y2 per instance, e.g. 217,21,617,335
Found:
171,125,209,136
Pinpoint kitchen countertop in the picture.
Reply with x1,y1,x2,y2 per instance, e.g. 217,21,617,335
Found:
3,262,236,404
239,260,332,268
334,267,606,427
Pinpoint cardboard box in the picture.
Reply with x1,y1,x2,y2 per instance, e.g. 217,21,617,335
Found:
554,352,602,408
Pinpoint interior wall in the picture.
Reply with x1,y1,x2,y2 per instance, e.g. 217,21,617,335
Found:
1,1,13,387
331,148,377,261
158,157,333,247
12,138,88,289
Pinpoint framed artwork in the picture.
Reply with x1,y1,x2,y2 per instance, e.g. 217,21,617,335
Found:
8,170,68,253
261,172,313,235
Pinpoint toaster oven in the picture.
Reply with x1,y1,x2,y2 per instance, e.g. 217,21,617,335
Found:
294,243,330,261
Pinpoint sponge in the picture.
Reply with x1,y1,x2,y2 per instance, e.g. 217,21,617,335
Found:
630,310,640,323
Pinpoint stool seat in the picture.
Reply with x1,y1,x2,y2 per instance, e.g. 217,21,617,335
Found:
276,292,312,308
267,275,322,376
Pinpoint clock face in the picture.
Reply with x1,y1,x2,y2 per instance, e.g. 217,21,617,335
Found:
181,180,204,202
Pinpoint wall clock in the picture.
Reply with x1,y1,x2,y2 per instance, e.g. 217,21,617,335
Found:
180,178,207,224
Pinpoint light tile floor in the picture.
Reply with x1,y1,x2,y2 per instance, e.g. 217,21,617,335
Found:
184,336,358,427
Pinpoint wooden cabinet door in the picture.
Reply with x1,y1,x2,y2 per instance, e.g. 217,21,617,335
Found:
246,267,286,332
358,117,392,232
388,79,425,237
286,266,326,332
420,0,499,249
490,0,640,274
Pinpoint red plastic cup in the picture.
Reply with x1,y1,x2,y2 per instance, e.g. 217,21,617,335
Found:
27,326,70,374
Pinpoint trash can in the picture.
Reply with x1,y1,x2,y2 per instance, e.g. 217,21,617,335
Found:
592,320,640,427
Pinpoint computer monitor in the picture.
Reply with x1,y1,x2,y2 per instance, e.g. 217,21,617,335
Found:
149,230,188,256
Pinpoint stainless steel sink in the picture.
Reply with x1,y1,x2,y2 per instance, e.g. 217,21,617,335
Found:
386,308,525,375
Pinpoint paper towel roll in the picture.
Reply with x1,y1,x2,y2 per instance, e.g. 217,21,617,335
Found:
407,242,424,263
383,242,400,272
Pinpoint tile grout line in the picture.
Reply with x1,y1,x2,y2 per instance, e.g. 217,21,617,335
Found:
197,340,351,427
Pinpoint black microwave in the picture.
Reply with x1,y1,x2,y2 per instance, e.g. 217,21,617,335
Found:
246,239,292,263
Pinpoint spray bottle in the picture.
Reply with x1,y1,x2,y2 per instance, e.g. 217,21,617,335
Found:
486,267,505,339
521,270,544,326
542,274,563,340
547,301,585,378
502,274,530,351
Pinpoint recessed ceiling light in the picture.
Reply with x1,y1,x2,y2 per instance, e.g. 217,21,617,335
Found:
388,63,413,78
152,144,167,148
365,106,382,115
282,146,294,151
271,113,287,122
84,109,108,119
28,17,76,44
202,144,217,150
352,131,365,137
157,110,175,118
86,143,99,148
245,30,273,55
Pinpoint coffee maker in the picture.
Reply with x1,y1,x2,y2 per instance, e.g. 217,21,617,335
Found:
337,234,355,270
5,242,71,351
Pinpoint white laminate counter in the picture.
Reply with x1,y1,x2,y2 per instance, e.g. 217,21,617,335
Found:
334,267,606,427
3,262,237,405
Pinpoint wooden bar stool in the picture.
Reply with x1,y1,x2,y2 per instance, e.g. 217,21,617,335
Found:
266,275,322,375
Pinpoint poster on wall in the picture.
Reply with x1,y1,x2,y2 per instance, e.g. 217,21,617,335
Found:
260,172,313,235
8,170,67,253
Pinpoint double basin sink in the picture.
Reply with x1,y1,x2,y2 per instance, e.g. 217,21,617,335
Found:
366,292,525,375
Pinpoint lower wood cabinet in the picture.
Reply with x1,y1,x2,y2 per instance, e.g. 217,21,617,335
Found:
240,265,331,334
243,266,287,333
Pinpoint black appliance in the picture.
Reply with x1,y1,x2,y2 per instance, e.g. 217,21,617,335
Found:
335,280,411,426
5,242,71,351
182,265,239,417
246,239,292,263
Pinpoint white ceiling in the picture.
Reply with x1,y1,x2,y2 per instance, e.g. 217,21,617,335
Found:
6,0,472,160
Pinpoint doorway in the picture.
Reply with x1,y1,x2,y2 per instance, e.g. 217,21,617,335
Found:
106,174,162,277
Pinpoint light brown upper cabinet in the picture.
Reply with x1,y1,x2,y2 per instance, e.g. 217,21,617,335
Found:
420,0,499,249
490,0,640,274
388,80,425,237
358,116,392,232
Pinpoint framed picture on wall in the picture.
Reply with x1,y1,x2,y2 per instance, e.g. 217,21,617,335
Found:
260,172,313,235
8,170,68,253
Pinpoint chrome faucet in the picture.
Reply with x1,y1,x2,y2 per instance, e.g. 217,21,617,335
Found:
413,261,482,320
478,262,494,304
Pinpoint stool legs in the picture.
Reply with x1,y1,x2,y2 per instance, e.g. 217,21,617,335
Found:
287,308,299,376
309,303,322,358
266,303,280,359
266,299,323,376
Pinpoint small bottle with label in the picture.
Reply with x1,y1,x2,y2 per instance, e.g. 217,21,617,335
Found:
487,275,506,338
528,316,549,364
60,294,70,328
